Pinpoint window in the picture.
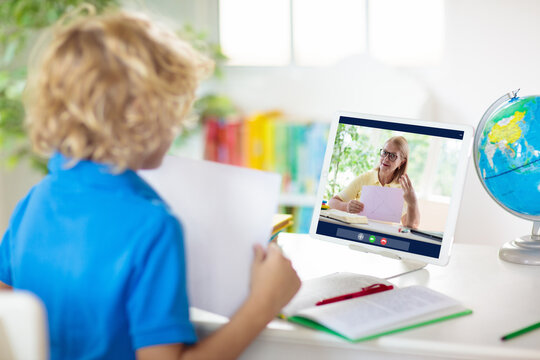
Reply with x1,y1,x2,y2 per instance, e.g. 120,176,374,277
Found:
369,0,444,66
219,0,291,66
293,0,366,66
219,0,444,67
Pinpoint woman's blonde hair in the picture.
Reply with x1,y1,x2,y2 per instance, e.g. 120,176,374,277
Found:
380,136,409,183
24,7,213,171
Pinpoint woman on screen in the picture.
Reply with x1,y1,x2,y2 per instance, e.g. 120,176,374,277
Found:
328,136,420,228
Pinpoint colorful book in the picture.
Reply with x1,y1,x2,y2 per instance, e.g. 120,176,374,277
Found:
295,124,308,194
306,122,329,194
273,120,290,191
262,113,278,171
244,113,266,169
203,116,220,162
202,114,329,223
281,273,472,342
223,117,243,166
293,206,313,233
204,116,244,165
286,124,302,193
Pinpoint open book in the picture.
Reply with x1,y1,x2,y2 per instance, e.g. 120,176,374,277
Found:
281,273,472,342
320,209,368,224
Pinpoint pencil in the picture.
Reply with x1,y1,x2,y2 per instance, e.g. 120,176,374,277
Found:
501,321,540,341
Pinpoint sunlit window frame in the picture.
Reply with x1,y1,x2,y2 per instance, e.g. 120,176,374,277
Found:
218,0,443,68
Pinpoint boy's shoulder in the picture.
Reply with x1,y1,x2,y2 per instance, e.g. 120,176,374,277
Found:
32,170,183,249
35,167,178,226
6,185,38,230
120,174,177,219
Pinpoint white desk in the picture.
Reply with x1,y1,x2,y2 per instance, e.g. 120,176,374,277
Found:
192,233,540,360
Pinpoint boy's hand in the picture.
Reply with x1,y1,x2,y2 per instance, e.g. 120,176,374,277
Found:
249,243,300,317
138,244,300,360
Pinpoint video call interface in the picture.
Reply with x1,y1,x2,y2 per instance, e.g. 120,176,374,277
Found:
316,116,465,258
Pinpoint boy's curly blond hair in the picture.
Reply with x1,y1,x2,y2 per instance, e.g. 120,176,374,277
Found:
24,8,213,171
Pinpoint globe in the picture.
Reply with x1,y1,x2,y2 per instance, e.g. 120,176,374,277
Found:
474,89,540,264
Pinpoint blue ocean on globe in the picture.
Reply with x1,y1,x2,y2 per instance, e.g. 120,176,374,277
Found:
477,96,540,217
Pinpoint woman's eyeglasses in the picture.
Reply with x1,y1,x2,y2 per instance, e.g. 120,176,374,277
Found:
379,149,398,162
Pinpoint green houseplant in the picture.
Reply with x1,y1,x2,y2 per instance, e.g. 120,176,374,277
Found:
0,0,118,173
0,0,231,173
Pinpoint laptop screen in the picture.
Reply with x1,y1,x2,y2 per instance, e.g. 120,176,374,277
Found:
311,113,472,264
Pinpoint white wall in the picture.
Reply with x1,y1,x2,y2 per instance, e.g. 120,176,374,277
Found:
413,0,539,246
207,56,433,122
1,0,538,246
0,164,42,232
207,0,538,246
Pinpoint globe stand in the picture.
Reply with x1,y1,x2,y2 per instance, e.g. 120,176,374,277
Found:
499,221,540,265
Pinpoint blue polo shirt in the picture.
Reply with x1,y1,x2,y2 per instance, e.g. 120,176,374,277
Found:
0,153,197,359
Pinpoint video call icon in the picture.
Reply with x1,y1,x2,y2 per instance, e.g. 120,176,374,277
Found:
369,235,376,243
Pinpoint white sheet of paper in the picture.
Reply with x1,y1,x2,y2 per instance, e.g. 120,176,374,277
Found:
139,155,281,317
358,185,404,223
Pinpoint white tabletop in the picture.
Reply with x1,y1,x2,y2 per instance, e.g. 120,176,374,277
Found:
192,233,540,360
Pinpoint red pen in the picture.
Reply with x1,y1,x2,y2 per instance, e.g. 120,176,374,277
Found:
315,283,394,306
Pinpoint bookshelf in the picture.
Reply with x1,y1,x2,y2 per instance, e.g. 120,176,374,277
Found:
194,111,329,233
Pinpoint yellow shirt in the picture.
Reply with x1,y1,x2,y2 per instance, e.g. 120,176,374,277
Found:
337,169,402,202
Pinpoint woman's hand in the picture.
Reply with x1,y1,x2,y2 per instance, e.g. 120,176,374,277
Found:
399,174,417,206
347,200,364,213
400,174,420,228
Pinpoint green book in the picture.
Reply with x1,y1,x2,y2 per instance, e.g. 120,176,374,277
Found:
286,123,299,192
273,121,289,189
281,274,472,342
